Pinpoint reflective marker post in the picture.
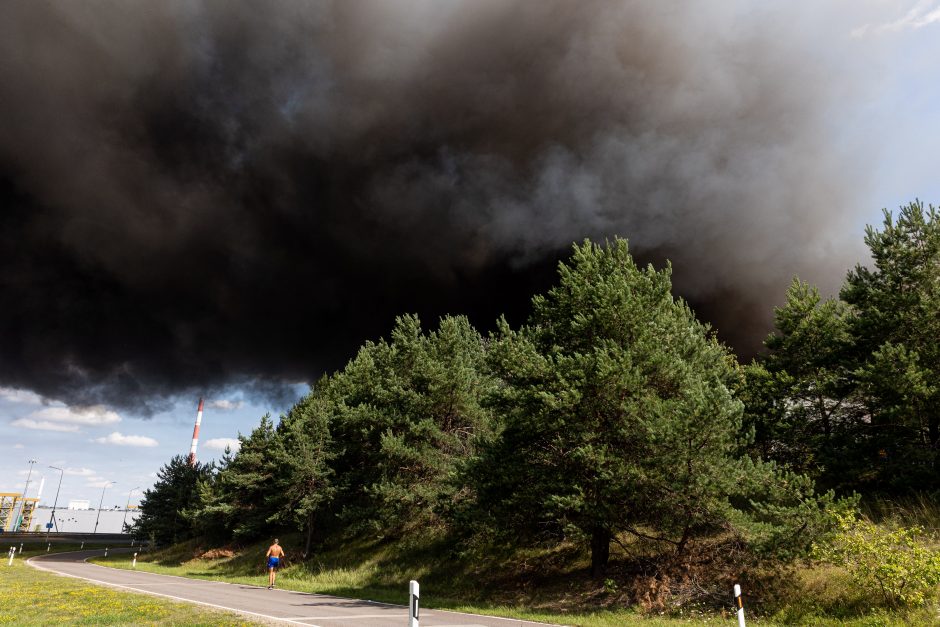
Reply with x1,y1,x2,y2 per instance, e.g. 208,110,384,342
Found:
733,583,745,627
132,553,137,568
7,547,14,566
409,580,419,627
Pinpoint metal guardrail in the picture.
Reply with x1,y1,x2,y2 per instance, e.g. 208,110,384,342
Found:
0,532,132,543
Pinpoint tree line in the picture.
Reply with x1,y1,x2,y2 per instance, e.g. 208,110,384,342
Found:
134,202,939,585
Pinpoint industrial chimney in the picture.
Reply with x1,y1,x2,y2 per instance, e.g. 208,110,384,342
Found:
188,398,204,466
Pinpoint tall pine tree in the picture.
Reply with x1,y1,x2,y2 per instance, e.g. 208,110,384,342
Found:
471,239,828,578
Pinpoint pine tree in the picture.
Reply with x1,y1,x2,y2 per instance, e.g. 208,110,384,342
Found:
471,239,827,578
209,415,282,541
753,202,940,493
743,279,864,489
842,201,940,490
328,314,495,534
269,387,336,557
134,455,212,546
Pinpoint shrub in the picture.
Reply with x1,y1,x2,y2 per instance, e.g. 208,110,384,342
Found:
813,512,940,607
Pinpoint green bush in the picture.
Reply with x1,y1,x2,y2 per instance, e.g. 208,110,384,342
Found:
813,512,940,607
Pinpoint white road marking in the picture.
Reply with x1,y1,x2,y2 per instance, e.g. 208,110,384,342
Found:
29,551,567,627
27,555,320,626
280,615,404,620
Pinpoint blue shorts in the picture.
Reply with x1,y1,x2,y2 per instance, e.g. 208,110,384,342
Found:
267,557,280,569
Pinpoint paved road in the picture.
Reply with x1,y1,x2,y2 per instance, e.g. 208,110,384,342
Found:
28,550,564,627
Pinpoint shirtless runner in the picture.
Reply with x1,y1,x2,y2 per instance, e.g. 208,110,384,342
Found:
266,538,285,589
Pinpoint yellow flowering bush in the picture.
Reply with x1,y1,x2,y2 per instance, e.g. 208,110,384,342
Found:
813,512,940,607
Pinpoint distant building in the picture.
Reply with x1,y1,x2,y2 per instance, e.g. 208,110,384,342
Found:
35,505,140,533
67,499,90,510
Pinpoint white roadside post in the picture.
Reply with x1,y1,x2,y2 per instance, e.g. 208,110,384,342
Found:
132,552,137,568
733,584,746,627
7,547,14,566
46,543,50,552
18,543,22,554
104,547,108,558
80,541,84,550
409,580,420,627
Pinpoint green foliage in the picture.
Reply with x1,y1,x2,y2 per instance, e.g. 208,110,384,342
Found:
744,280,865,489
165,236,854,608
206,414,281,542
752,201,940,494
190,400,336,548
844,201,940,491
133,454,213,546
272,389,336,553
813,512,940,607
328,314,495,534
466,239,832,578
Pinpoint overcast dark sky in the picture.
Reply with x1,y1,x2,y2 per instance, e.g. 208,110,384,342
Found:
0,1,927,413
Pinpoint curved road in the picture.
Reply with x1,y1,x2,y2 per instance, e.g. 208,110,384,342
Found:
28,550,563,627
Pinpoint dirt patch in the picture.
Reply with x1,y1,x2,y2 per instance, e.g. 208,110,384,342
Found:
197,547,235,559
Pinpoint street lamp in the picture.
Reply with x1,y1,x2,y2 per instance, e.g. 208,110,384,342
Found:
93,481,115,534
122,486,140,533
47,466,64,538
19,459,38,532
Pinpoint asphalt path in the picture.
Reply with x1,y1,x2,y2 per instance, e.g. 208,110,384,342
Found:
28,550,564,627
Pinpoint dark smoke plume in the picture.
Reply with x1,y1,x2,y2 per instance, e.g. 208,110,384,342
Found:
0,1,872,413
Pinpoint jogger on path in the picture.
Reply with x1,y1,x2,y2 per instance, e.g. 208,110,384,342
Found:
266,539,284,589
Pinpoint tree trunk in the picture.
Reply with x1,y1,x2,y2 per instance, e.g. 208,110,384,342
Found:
590,526,610,579
304,511,315,559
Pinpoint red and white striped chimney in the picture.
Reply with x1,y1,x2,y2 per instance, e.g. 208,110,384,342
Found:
188,398,204,466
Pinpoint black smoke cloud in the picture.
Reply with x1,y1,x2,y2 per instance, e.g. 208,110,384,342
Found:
0,1,870,413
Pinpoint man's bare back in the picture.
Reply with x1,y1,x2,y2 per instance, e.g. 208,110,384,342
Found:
265,539,285,589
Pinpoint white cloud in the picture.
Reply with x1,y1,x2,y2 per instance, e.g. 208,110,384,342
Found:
0,387,44,405
13,443,24,449
11,405,122,432
86,477,116,488
27,405,121,426
65,467,96,476
207,399,243,411
10,418,80,432
93,432,158,447
204,438,241,452
853,0,940,36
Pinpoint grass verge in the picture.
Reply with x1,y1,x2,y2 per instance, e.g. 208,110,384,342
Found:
91,536,940,626
0,543,256,626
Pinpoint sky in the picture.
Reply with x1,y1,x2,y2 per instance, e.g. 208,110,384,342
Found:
2,1,940,506
0,387,300,508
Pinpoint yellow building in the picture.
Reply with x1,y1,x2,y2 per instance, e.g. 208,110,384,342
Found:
0,492,39,532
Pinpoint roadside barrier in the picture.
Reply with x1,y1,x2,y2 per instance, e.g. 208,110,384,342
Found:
733,583,745,627
409,580,419,627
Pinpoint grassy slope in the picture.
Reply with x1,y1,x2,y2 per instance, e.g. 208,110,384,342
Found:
0,543,255,626
91,533,939,626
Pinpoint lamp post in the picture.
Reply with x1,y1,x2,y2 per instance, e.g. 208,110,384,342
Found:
47,466,64,538
122,486,139,533
19,459,38,531
93,481,115,534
